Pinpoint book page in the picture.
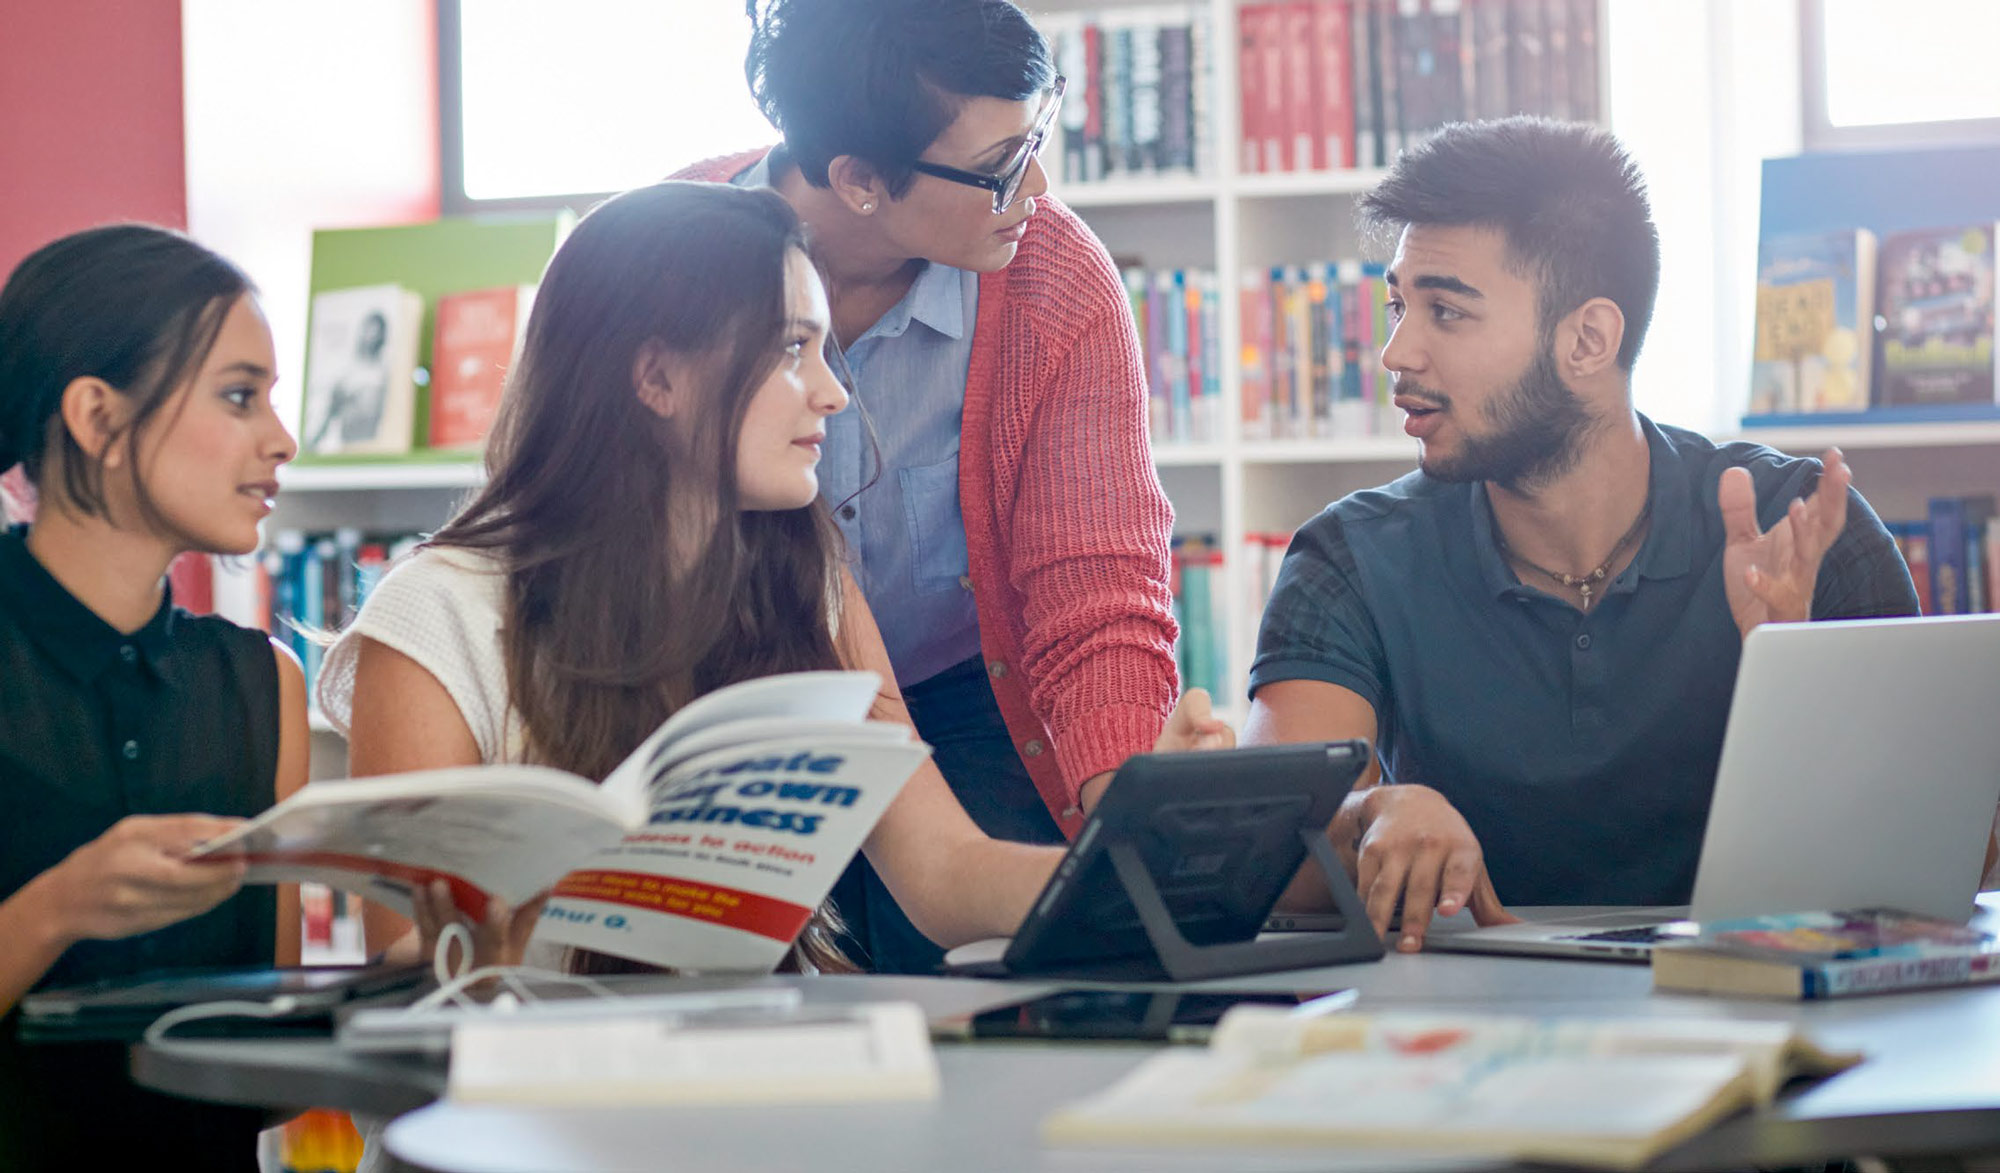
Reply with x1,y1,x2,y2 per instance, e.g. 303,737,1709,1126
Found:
1211,1010,1851,1103
534,733,930,971
193,766,629,920
1048,1010,1859,1168
1046,1048,1749,1168
447,1003,939,1105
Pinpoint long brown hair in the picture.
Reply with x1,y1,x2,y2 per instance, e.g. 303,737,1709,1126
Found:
429,182,852,971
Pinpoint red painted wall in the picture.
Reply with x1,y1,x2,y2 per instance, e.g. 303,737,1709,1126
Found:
0,0,188,278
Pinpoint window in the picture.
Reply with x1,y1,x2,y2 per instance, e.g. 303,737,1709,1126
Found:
1801,0,2000,150
441,0,775,212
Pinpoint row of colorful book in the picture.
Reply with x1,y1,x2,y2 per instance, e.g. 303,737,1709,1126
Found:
1127,267,1224,446
1171,533,1228,700
1239,0,1603,175
1044,7,1213,183
254,529,424,714
1885,494,2000,617
301,282,534,459
1746,222,2000,422
1242,261,1399,441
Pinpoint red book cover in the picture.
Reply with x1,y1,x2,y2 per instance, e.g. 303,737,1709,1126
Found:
1237,5,1264,173
167,552,214,615
1544,0,1572,121
1184,275,1205,440
1312,0,1356,169
1082,21,1104,181
1252,5,1289,172
1280,2,1316,172
1240,271,1274,440
429,285,534,450
1373,0,1404,158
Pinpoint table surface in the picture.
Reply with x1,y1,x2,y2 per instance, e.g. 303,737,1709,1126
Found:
131,903,2000,1173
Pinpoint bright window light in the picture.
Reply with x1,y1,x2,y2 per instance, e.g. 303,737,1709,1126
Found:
459,0,775,201
1821,0,2000,128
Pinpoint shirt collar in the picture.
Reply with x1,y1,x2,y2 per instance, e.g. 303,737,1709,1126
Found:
735,151,775,190
1631,414,1694,582
0,525,178,686
862,260,968,344
1468,412,1694,602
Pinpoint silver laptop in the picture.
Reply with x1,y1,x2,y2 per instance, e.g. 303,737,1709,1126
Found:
1430,614,2000,962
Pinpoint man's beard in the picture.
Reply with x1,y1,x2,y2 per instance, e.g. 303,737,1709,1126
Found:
1412,346,1595,492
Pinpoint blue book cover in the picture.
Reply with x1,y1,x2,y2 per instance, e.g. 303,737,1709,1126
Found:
1747,228,1875,416
1875,223,1999,409
1655,908,2000,1000
1928,495,1996,615
1163,270,1191,442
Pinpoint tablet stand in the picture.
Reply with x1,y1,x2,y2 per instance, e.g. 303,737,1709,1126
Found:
1105,827,1384,981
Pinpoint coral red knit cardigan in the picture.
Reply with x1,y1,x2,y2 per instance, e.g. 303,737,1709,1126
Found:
676,150,1179,837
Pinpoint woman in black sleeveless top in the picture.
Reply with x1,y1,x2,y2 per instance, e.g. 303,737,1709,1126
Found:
0,225,308,1170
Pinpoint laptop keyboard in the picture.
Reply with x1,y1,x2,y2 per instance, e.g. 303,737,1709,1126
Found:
1557,925,1668,944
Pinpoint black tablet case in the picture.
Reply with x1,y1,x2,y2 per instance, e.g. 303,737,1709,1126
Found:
958,740,1384,981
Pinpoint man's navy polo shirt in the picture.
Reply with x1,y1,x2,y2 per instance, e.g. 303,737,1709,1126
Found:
1249,416,1920,906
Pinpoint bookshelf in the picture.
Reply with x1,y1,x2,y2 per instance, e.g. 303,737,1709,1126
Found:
1030,0,1612,718
242,0,2000,768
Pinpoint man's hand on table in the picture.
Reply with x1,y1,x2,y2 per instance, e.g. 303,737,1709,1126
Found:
1332,783,1519,952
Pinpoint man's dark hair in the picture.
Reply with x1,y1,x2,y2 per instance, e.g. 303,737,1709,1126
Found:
1358,118,1661,371
744,0,1054,198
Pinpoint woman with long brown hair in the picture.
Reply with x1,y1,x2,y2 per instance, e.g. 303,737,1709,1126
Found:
675,0,1192,973
319,181,1223,970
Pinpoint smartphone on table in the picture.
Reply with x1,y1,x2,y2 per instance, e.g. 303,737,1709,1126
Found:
936,987,1356,1044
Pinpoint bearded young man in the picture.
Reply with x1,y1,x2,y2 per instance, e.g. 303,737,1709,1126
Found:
1247,118,1921,953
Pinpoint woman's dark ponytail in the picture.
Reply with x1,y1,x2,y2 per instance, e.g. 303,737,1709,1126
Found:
0,223,251,514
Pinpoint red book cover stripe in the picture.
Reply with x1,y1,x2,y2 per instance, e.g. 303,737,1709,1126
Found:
550,869,813,944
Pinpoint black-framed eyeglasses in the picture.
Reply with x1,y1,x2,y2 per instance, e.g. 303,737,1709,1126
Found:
909,75,1067,215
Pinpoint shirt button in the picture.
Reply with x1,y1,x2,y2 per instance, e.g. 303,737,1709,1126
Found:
119,644,138,664
1575,633,1592,650
958,575,973,591
839,504,857,521
122,740,141,761
988,661,1007,679
1023,739,1044,757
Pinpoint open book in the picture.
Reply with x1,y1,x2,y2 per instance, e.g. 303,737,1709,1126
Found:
193,671,928,972
1044,1008,1860,1171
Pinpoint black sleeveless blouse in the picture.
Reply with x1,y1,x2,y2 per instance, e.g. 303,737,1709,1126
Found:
0,525,278,1169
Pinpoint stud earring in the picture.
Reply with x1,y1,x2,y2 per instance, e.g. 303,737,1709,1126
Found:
860,201,875,212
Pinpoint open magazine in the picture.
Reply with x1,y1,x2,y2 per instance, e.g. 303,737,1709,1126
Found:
1044,1008,1861,1171
192,671,929,972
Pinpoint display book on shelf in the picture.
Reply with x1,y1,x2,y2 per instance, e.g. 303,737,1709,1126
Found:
1743,219,2000,427
294,211,567,464
1741,146,2000,430
299,278,535,460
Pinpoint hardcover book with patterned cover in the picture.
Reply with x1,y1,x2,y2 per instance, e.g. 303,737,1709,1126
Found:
1653,907,2000,1000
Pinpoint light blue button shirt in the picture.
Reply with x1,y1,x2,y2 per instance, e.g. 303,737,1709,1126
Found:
735,154,982,686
